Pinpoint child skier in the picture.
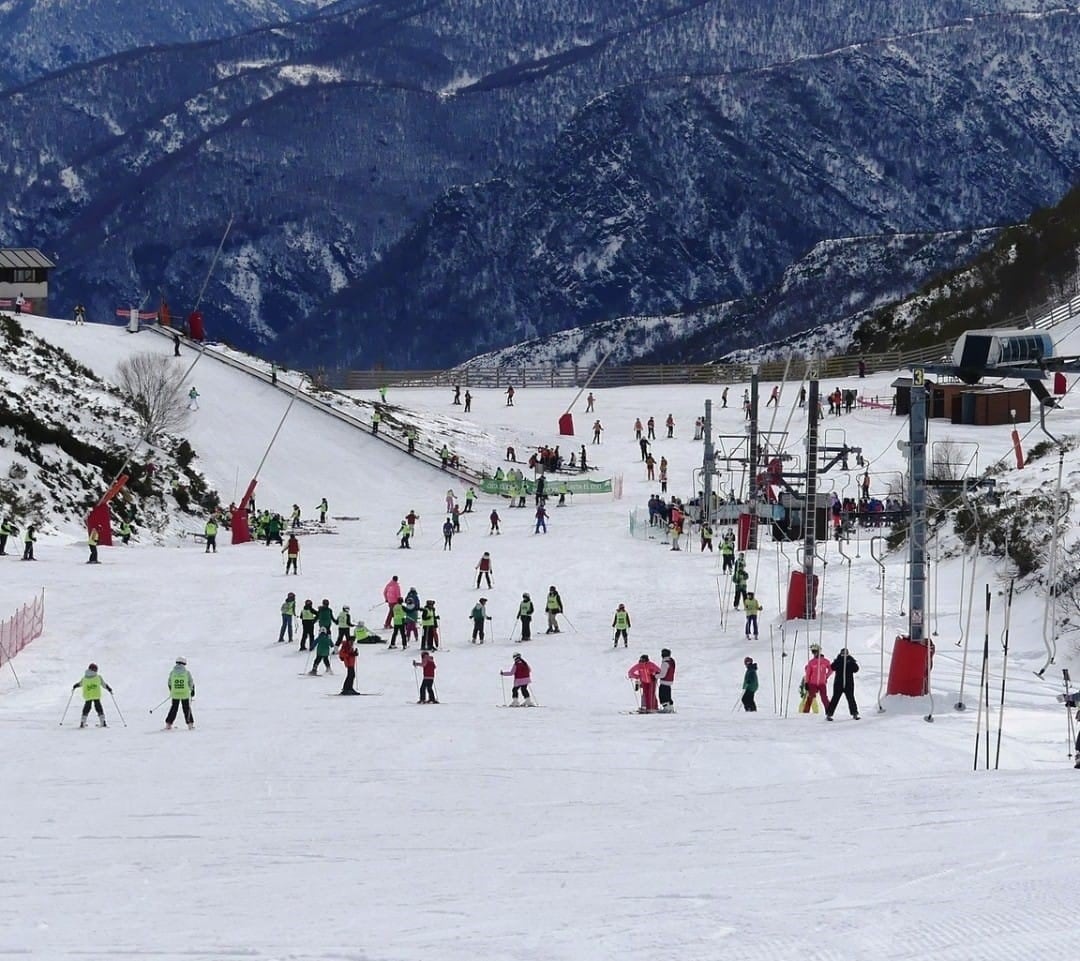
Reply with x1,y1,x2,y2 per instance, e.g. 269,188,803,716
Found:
743,592,762,639
517,593,534,641
612,604,630,648
338,634,358,695
299,599,317,650
413,652,438,704
741,657,759,712
489,509,501,535
475,552,494,589
501,653,533,706
658,648,676,712
72,663,112,728
309,627,333,675
544,586,563,634
165,657,195,730
336,605,354,647
278,592,296,643
282,534,300,574
471,598,491,643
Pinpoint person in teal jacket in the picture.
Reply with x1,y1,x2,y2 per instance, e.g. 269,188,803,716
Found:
309,627,333,675
72,663,113,728
165,657,195,730
741,657,759,712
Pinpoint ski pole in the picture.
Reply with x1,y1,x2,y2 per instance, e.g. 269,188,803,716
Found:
108,690,128,727
413,664,421,700
500,673,507,706
560,612,577,633
507,621,518,643
59,689,76,726
149,696,170,714
732,694,743,713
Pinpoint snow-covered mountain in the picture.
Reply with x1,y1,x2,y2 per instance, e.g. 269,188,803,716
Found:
1,2,1077,368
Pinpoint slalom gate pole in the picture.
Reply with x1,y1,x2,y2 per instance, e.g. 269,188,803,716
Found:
59,689,76,726
413,665,421,699
149,696,170,715
983,591,992,770
994,579,1014,770
108,690,127,727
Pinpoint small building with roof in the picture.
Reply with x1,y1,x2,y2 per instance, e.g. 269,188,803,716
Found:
0,248,57,315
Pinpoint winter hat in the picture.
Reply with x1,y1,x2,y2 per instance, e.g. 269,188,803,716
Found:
810,645,821,654
617,603,625,610
88,663,98,672
176,657,187,665
638,654,649,663
661,649,671,657
523,592,530,599
483,552,490,557
744,656,754,666
549,586,556,592
479,598,488,603
287,592,295,599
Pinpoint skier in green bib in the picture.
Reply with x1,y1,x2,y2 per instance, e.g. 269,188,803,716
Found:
165,657,195,730
72,663,113,728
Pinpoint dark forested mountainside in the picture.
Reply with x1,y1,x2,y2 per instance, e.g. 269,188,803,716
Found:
0,1,1075,368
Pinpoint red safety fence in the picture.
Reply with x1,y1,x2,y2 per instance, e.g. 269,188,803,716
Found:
0,590,46,664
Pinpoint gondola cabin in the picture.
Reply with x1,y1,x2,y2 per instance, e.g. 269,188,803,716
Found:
952,329,1055,384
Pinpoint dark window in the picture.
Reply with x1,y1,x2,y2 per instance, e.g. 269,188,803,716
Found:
12,268,35,284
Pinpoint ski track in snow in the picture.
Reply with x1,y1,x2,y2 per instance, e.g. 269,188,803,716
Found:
1,315,1079,959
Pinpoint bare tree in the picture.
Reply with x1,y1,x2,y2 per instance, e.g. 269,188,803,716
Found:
115,353,189,441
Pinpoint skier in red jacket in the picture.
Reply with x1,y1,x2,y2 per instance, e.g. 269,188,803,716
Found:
628,655,661,713
501,653,533,706
338,635,358,696
412,651,438,704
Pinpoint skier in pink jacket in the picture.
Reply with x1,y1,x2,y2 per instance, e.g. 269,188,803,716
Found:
801,645,833,714
628,655,661,713
383,575,402,628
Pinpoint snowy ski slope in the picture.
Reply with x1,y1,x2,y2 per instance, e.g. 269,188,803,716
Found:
3,315,1080,960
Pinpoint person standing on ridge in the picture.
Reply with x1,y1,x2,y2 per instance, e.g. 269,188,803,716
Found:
502,653,533,706
544,586,563,634
413,651,438,703
278,592,296,643
470,598,491,643
165,657,195,730
282,533,300,574
316,498,328,524
612,604,630,648
517,593,534,641
72,663,113,728
741,657,759,712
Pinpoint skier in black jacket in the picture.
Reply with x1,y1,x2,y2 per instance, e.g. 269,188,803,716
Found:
825,648,860,720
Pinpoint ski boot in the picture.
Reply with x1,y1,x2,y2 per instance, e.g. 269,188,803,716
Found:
165,723,173,730
523,697,535,707
99,718,107,727
79,719,87,728
187,722,195,730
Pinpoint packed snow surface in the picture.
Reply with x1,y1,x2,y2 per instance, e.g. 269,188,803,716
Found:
3,315,1080,959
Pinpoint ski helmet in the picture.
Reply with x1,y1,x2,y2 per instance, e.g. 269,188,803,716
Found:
661,649,671,657
523,592,530,599
744,656,754,666
639,654,649,663
513,653,522,660
176,657,187,665
287,592,295,599
88,663,98,672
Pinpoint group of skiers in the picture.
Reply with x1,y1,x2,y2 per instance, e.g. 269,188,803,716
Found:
66,657,195,730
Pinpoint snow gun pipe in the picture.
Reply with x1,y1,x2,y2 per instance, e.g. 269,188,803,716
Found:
149,697,170,715
59,689,76,726
564,340,620,415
